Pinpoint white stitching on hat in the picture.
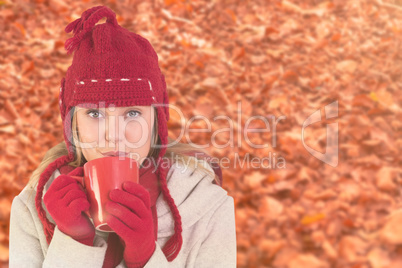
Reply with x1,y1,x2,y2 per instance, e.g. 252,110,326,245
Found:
76,78,150,84
60,87,62,92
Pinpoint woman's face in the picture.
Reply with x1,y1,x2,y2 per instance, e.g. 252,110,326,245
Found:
75,105,155,165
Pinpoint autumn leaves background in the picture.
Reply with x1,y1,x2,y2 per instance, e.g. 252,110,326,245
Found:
1,0,401,267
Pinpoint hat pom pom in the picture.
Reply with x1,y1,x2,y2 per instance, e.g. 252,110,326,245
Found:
64,5,118,54
65,17,83,35
64,36,83,55
65,5,104,34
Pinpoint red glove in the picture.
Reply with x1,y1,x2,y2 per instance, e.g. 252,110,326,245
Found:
43,167,95,246
105,181,156,268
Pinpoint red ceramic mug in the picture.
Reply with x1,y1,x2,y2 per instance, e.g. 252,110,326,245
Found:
70,156,139,232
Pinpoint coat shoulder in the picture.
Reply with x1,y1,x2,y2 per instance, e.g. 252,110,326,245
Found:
167,155,216,183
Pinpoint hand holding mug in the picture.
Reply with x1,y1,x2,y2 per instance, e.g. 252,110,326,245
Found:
43,167,95,246
105,181,156,267
70,156,139,232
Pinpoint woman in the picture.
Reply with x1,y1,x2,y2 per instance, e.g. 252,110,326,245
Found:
9,5,236,268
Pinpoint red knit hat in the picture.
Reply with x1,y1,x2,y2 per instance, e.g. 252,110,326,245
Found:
35,5,182,261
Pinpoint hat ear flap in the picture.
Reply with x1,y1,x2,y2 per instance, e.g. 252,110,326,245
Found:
161,74,169,121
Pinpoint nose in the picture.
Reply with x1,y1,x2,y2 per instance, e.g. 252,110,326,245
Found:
105,114,124,144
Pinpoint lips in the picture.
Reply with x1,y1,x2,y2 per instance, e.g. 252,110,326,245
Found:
101,151,129,157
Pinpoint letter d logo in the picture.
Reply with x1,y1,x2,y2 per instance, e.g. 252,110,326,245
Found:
302,101,338,167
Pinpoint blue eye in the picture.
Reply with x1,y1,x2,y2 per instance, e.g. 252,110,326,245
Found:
87,110,103,118
127,110,142,117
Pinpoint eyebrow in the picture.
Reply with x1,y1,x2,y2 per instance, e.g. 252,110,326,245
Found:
79,106,145,112
85,106,144,110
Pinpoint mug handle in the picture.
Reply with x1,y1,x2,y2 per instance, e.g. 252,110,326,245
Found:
70,175,92,219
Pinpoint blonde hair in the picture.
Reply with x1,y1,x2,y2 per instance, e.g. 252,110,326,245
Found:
27,106,220,191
